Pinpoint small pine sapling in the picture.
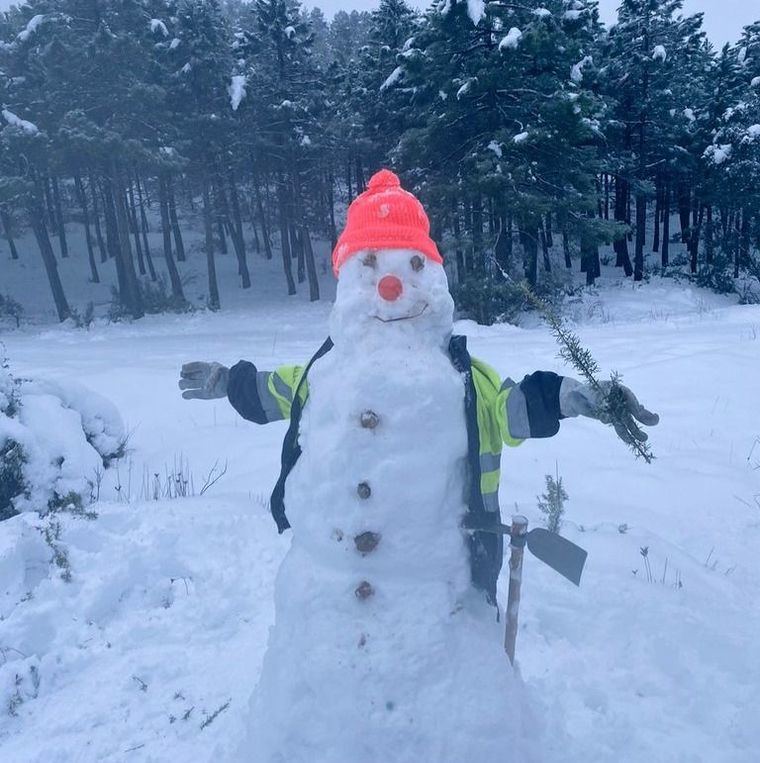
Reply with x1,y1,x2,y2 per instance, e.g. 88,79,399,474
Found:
537,467,568,534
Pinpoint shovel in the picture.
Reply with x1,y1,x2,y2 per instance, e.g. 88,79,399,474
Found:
464,520,587,586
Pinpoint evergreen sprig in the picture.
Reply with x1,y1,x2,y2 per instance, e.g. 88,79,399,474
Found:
490,259,655,463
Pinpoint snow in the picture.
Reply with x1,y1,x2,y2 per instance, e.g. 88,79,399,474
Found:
150,19,169,37
2,109,39,135
513,131,529,143
487,139,502,157
653,44,667,62
17,14,45,42
379,66,404,92
228,75,247,112
2,227,760,760
498,27,523,52
752,76,760,88
704,143,732,165
284,26,296,40
533,8,552,18
169,38,181,50
571,55,593,84
181,63,192,75
744,124,760,142
0,368,124,519
456,78,476,99
683,107,695,122
466,0,485,26
563,10,583,21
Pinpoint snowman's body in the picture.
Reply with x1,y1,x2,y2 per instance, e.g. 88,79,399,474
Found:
243,252,529,762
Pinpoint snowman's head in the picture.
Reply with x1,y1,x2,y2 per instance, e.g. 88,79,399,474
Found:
330,247,454,346
330,170,454,348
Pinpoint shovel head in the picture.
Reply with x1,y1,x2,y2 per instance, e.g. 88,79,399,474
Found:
526,528,587,586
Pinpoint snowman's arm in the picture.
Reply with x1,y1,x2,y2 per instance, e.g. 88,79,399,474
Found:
227,361,305,424
498,371,565,443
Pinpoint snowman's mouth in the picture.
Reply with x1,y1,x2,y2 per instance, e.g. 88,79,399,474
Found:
374,303,429,323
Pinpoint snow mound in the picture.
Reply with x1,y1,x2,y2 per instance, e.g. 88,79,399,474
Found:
0,362,125,521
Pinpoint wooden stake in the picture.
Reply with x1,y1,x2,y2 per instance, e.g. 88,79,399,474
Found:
504,515,528,666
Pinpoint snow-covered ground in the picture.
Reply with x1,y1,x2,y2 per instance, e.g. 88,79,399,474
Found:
2,233,760,761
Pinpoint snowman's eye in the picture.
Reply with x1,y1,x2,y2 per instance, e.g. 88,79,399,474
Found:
362,252,377,268
410,255,424,272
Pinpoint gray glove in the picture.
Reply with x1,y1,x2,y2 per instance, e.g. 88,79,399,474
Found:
560,378,659,444
179,361,229,400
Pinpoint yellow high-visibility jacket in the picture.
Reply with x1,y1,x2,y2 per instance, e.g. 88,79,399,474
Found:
227,336,565,605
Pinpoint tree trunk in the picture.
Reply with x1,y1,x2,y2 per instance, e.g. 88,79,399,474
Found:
167,178,186,262
126,179,146,276
89,174,107,263
346,154,353,202
101,178,121,262
613,177,633,276
472,196,483,274
109,166,144,319
159,175,185,302
604,174,610,220
540,225,551,272
228,172,251,288
327,167,338,250
634,193,646,281
30,185,70,322
1,210,19,260
254,178,273,260
51,176,69,259
134,173,156,281
302,224,320,302
290,223,305,283
43,177,56,230
452,199,464,279
74,175,100,284
689,201,704,274
277,177,296,295
580,228,598,286
678,184,691,243
202,177,220,311
705,205,714,265
494,212,510,272
520,225,538,288
652,181,661,253
740,207,750,270
661,183,670,268
560,228,570,268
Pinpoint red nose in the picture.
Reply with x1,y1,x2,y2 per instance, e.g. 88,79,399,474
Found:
377,275,403,302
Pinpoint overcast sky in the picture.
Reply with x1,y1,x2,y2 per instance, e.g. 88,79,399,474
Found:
305,0,758,47
1,0,756,47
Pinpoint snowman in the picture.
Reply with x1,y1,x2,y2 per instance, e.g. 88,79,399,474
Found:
179,170,658,762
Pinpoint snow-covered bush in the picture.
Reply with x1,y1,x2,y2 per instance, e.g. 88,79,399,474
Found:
0,357,125,523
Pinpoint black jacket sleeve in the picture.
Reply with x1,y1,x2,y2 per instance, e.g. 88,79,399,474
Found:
227,360,268,424
517,371,565,438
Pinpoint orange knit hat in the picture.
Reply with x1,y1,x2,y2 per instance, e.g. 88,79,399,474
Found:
332,169,443,276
